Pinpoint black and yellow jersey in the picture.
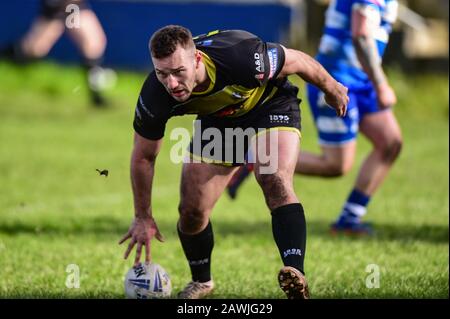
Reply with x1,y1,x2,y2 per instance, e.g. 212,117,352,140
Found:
133,30,287,140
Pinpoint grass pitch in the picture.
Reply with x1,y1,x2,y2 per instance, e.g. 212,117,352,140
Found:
0,60,448,298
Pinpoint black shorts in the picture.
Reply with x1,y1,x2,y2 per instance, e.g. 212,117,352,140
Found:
188,81,302,166
40,0,89,20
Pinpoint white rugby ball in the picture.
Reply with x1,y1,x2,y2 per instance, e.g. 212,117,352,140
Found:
124,262,171,299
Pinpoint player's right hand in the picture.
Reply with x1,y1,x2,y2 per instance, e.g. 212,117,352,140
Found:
119,215,164,267
324,81,349,117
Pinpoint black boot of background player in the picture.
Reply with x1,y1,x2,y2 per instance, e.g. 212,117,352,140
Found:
0,44,15,59
89,84,107,107
84,58,109,108
0,43,36,64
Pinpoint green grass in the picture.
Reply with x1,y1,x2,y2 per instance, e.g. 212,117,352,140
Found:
0,60,448,298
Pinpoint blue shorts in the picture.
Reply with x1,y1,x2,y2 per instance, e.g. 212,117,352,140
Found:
307,82,382,146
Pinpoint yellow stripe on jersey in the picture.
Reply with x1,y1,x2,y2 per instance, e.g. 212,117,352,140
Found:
193,30,220,41
207,30,220,37
180,51,278,117
192,51,216,96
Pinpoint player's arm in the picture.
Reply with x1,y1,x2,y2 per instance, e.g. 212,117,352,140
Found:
277,46,348,117
119,72,170,265
130,132,162,219
119,133,164,266
351,4,396,108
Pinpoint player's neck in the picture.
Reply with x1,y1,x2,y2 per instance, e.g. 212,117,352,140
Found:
193,61,210,92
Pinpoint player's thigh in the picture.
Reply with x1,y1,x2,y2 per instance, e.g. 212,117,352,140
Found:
360,109,402,149
179,161,237,212
321,141,357,172
252,130,300,182
252,130,300,209
22,18,65,56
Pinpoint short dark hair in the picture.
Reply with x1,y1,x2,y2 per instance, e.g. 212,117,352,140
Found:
150,25,194,59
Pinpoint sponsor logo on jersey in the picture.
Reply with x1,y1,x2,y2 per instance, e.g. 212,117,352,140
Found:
254,52,265,73
135,106,142,119
267,48,278,79
269,114,290,124
254,73,265,80
139,95,155,118
215,105,240,117
198,39,213,46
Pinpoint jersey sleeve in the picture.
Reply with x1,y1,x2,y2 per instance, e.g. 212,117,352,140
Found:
231,37,285,88
208,31,285,88
264,42,286,82
133,73,171,140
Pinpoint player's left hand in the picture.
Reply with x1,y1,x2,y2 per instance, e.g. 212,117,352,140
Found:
119,215,164,266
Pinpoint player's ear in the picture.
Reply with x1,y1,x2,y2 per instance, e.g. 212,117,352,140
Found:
195,50,202,68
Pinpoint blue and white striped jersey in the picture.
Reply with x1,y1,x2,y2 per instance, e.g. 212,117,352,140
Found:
316,0,398,88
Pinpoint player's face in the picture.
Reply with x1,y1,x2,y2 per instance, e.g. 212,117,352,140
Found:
153,45,198,102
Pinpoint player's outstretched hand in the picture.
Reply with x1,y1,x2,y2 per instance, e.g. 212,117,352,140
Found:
119,216,164,266
324,82,349,117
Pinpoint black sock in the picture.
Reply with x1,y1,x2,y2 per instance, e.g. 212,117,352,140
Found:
271,203,306,274
1,43,34,63
83,57,103,70
177,221,214,283
83,57,106,106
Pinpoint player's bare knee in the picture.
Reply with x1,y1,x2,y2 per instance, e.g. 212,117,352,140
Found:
255,172,292,209
23,43,49,59
89,36,107,57
323,161,352,177
389,137,403,162
178,204,207,234
379,137,403,163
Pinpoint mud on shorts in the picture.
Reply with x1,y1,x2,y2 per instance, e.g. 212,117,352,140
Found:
188,83,302,166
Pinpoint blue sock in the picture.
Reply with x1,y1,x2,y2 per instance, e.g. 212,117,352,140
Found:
337,189,371,224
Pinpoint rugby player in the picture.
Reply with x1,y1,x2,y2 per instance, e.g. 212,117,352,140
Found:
119,25,349,299
1,0,109,106
229,0,403,236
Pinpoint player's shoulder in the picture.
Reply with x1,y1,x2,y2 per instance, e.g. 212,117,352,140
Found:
133,71,173,140
195,29,285,87
195,29,269,66
195,29,259,41
138,71,174,117
140,72,169,101
194,29,263,51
